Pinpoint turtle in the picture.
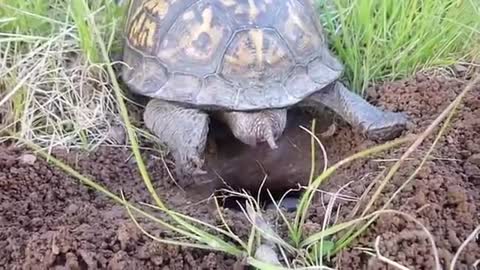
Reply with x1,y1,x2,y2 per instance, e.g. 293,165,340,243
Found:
120,0,408,186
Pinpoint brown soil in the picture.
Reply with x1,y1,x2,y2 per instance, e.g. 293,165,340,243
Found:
1,70,479,269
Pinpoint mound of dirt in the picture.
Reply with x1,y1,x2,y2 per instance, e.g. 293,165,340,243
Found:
0,145,243,269
311,71,480,269
1,70,479,269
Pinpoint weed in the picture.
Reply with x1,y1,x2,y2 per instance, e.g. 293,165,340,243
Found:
316,0,480,94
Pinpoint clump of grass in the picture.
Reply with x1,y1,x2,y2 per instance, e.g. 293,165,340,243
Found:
0,0,127,150
316,0,480,94
0,37,119,150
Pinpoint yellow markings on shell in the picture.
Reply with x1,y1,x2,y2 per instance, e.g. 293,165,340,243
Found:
182,10,195,20
285,0,313,49
128,12,146,46
247,0,260,21
220,0,236,7
264,41,285,66
286,1,306,33
223,30,293,81
195,8,223,59
127,0,173,48
224,34,255,72
223,30,270,79
128,10,157,48
249,29,264,67
129,11,144,34
231,0,269,21
144,0,170,19
143,19,157,47
159,6,225,62
191,8,214,41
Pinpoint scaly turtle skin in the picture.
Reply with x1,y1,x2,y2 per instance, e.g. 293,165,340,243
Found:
121,0,408,186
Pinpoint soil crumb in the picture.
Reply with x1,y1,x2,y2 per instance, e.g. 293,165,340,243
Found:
1,70,479,269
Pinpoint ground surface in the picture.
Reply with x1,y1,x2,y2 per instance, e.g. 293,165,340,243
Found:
1,70,479,269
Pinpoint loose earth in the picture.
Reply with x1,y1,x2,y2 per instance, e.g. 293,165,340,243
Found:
1,70,479,269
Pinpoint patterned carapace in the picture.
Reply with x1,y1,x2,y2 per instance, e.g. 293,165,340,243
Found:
121,0,343,110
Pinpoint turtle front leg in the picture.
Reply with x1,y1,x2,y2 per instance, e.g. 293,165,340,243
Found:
214,109,288,149
301,82,408,141
144,99,209,186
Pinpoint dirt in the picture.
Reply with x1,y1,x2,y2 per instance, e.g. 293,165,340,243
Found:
1,70,479,269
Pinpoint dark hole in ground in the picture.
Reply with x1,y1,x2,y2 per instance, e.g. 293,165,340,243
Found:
201,108,335,211
213,188,304,212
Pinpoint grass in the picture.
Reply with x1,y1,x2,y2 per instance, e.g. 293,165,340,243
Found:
1,0,479,269
0,0,127,151
316,0,480,94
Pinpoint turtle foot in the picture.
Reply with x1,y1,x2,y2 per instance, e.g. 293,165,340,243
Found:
362,111,409,141
301,82,409,142
172,152,209,187
214,109,287,150
143,98,210,188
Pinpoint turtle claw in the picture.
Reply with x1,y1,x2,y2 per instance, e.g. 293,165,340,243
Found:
266,137,278,149
192,167,208,176
265,125,279,149
170,151,209,186
190,155,207,175
173,165,207,188
303,82,410,142
363,111,409,141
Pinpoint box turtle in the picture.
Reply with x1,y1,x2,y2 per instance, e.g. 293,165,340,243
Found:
120,0,408,185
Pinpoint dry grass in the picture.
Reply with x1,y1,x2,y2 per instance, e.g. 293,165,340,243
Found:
0,0,127,151
1,36,121,150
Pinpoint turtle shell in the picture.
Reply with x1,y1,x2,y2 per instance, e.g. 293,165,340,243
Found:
121,0,344,110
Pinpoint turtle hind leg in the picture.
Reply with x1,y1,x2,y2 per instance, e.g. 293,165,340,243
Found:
300,81,409,141
144,99,209,186
214,109,288,149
